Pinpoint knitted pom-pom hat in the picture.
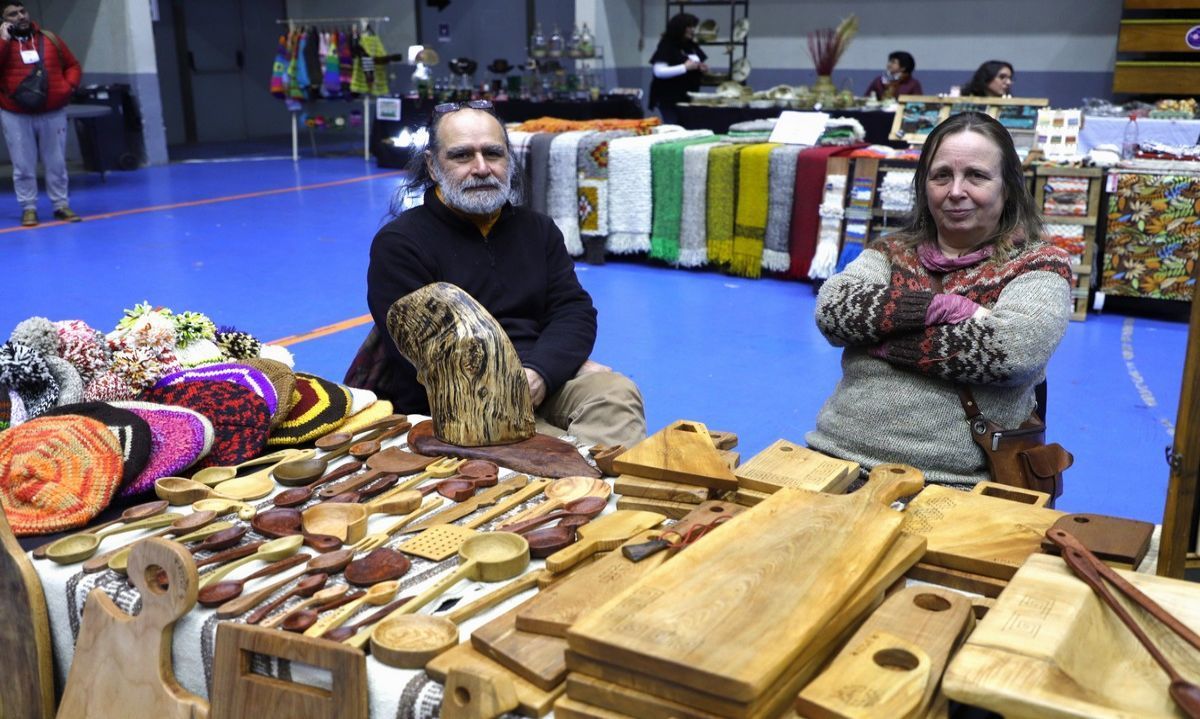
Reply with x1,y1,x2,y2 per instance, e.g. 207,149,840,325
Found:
0,341,59,424
45,356,85,407
140,380,270,469
9,316,58,356
152,362,278,417
110,401,213,496
0,414,123,535
266,373,352,446
42,401,153,488
56,319,111,383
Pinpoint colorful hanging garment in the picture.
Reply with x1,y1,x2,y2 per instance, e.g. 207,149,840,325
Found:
286,30,305,100
339,29,354,93
324,31,341,97
270,34,289,98
358,32,390,95
295,29,311,94
1101,172,1199,301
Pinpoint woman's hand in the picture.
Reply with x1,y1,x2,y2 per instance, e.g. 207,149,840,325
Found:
972,306,992,320
684,59,701,72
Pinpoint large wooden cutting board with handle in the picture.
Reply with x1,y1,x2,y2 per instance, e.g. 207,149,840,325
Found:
610,420,738,491
734,440,858,495
567,464,925,703
57,538,209,719
900,481,1063,580
942,553,1200,719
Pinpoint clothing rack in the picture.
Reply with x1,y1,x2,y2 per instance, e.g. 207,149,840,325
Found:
277,16,391,161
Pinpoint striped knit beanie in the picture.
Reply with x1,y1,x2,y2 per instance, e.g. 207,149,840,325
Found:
238,357,296,426
0,415,123,535
42,402,153,488
0,341,59,424
45,356,85,407
152,362,278,417
140,380,270,469
266,373,352,446
110,401,214,496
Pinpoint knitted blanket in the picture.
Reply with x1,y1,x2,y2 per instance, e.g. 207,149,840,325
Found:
788,144,865,279
527,132,556,215
548,130,592,257
577,130,636,241
679,141,722,267
650,135,721,263
607,130,712,254
508,131,534,207
731,143,780,278
764,145,801,272
707,143,746,266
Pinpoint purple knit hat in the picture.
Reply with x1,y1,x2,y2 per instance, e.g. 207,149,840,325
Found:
140,380,270,469
110,401,214,496
152,362,278,416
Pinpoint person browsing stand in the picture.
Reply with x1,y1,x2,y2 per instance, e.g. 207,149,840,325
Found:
361,101,648,448
0,1,82,226
648,12,708,125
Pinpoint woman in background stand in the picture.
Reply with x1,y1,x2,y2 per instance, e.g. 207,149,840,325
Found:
648,12,708,125
962,60,1014,97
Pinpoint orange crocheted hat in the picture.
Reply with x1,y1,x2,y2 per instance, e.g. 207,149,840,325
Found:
0,415,123,535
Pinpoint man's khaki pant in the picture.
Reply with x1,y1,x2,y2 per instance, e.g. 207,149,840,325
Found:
534,370,646,448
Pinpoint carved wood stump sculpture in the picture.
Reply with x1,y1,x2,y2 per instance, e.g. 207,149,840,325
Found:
386,282,535,447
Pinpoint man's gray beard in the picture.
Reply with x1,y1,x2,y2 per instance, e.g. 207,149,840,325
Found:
432,162,512,215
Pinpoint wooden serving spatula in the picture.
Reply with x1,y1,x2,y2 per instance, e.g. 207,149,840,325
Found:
544,510,666,574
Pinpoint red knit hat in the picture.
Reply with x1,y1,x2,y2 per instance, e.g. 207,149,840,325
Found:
140,380,270,470
0,415,124,535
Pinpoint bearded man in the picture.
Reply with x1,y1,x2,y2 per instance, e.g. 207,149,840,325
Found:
364,101,646,447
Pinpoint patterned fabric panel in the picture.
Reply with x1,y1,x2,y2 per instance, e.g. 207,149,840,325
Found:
1102,172,1199,301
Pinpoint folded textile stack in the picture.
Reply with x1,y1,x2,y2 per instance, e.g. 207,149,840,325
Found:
513,116,661,133
1044,223,1086,266
1041,176,1090,217
818,117,865,146
548,130,595,257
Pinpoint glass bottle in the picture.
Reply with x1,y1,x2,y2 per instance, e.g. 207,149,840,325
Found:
548,24,564,58
578,23,595,58
1122,114,1139,160
567,24,581,58
530,22,547,59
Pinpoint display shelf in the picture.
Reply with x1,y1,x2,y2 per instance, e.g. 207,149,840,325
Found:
667,0,748,86
1035,165,1104,321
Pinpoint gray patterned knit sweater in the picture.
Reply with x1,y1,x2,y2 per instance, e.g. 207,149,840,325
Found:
805,235,1073,488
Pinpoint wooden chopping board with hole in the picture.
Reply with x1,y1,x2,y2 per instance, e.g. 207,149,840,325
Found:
566,465,924,703
427,641,564,717
516,501,745,638
1038,513,1154,568
407,420,599,479
561,532,927,719
942,553,1200,719
795,586,975,719
734,440,859,495
57,538,208,719
610,420,738,491
900,482,1063,580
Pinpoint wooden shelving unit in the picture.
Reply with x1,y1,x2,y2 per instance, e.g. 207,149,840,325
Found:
666,0,749,85
1114,0,1200,97
1034,165,1104,321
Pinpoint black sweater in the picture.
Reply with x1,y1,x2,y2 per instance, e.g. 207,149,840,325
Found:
366,187,598,414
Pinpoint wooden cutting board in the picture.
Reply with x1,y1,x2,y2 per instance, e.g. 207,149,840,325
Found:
562,532,927,719
554,696,632,719
407,420,600,479
426,642,563,717
57,538,208,719
471,604,569,690
734,440,858,495
942,553,1200,719
567,465,925,703
795,586,975,719
610,420,738,491
615,495,698,519
900,482,1063,580
613,474,710,504
906,562,1007,599
516,501,745,638
1038,513,1154,567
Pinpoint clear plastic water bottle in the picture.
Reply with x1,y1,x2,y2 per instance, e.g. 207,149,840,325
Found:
1122,114,1139,160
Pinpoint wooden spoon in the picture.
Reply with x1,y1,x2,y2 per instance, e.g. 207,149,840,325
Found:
316,448,441,500
524,524,580,558
190,525,249,554
103,519,235,574
306,547,355,574
456,459,499,478
192,497,257,520
275,420,412,486
195,540,265,569
43,513,184,564
245,574,329,625
156,477,242,505
198,535,305,589
281,589,364,633
272,460,363,508
498,495,607,535
503,476,609,526
31,500,169,560
197,552,311,606
302,580,400,637
314,414,409,451
322,473,400,504
190,448,304,486
301,491,423,544
322,595,415,643
343,548,411,586
81,510,217,573
252,507,343,553
208,449,314,500
263,584,348,630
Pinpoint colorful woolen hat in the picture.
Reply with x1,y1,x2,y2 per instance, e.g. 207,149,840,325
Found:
110,401,214,496
152,362,278,416
0,341,59,424
140,380,270,469
0,415,123,535
45,356,85,407
267,373,352,446
237,357,296,427
42,402,153,488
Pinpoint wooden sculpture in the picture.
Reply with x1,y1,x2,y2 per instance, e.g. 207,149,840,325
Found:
386,282,535,447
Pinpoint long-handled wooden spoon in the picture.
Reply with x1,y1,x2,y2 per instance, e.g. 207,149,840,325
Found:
103,519,236,574
281,589,364,633
503,476,609,526
244,574,328,625
198,535,304,589
315,448,441,500
274,418,411,486
302,580,399,638
301,491,422,544
80,510,217,573
43,513,184,564
498,495,607,534
197,552,311,606
272,460,363,508
31,500,169,560
263,584,348,629
190,449,303,486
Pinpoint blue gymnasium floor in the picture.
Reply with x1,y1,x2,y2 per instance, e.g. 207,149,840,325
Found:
0,155,1188,525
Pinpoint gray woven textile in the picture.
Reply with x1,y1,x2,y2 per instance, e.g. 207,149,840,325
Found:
527,132,556,215
678,141,723,267
764,145,801,272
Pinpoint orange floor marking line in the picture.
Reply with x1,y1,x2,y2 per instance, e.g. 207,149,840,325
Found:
0,171,404,234
267,314,374,347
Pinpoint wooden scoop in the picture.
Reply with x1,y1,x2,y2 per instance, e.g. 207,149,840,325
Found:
456,459,500,478
303,580,400,638
503,476,609,526
189,524,248,553
191,497,256,520
544,510,665,574
190,448,302,486
208,449,314,500
274,418,411,486
344,548,412,586
272,460,363,507
301,490,423,544
261,584,347,629
349,532,530,650
251,507,343,552
156,476,243,505
524,524,581,558
198,535,304,589
315,447,439,500
44,513,184,564
31,499,169,560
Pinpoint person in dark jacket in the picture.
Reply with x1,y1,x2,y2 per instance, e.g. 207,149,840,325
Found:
0,2,82,226
649,12,708,125
363,101,646,447
865,51,922,100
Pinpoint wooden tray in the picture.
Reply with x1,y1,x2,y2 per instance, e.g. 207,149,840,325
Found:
734,440,858,495
943,553,1200,718
900,482,1063,580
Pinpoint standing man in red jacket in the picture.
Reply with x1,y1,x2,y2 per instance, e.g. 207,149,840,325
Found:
0,2,81,227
